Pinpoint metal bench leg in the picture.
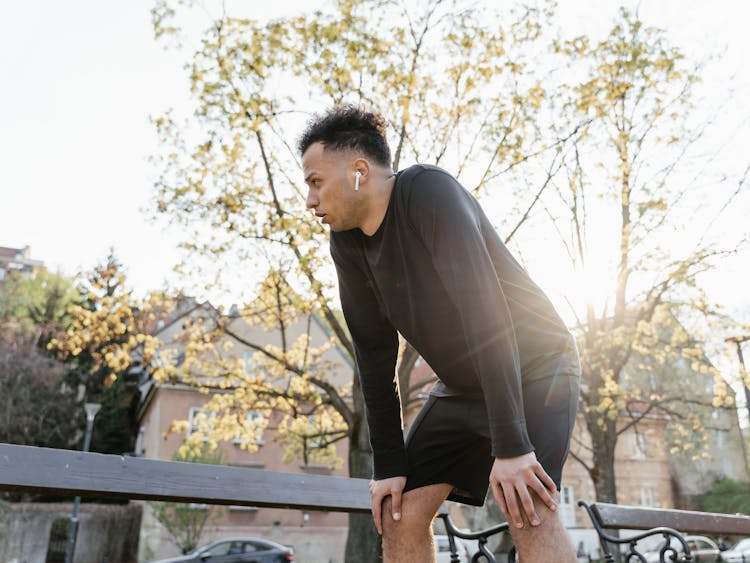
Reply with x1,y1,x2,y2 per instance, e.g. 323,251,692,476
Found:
445,531,461,563
441,513,512,563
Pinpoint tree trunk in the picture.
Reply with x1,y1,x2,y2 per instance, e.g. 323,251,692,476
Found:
345,371,381,562
586,412,621,562
587,413,618,504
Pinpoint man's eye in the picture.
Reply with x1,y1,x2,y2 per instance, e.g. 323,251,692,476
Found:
312,179,321,187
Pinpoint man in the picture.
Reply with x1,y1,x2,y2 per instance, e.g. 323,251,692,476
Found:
299,105,580,562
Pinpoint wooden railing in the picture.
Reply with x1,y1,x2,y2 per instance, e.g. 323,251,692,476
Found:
0,442,371,512
0,443,509,562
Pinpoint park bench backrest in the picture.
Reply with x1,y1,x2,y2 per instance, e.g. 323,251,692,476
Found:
0,442,448,515
589,502,750,535
579,501,750,563
1,443,510,562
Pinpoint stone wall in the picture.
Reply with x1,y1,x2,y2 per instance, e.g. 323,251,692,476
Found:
0,502,141,563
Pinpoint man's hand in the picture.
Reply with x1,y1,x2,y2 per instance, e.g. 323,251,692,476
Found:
369,476,407,535
489,452,557,529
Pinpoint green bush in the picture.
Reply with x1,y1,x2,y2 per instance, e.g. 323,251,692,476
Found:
691,479,750,515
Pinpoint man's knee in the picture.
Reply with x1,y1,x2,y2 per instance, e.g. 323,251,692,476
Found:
506,492,576,563
381,495,433,538
505,492,564,540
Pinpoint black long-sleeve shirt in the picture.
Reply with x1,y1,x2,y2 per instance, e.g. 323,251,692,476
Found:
330,164,578,479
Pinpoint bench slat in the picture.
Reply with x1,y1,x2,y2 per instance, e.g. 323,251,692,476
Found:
592,502,750,535
0,443,374,513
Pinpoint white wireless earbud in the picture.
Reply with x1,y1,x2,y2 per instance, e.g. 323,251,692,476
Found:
354,171,362,191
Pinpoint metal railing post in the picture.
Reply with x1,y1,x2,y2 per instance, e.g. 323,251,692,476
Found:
63,403,100,563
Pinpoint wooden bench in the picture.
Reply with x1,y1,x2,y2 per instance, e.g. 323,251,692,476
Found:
579,501,750,562
0,443,510,562
11,443,750,563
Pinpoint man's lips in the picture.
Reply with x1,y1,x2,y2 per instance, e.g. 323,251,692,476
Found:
315,212,328,223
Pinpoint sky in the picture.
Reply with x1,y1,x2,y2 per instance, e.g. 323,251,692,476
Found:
1,1,748,322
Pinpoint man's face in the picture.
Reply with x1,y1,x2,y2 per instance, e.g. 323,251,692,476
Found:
302,141,360,232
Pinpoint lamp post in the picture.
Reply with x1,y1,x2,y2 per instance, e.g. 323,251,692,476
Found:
726,336,750,418
726,336,750,471
64,402,101,563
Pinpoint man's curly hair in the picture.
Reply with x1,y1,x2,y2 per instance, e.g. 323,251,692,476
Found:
297,105,391,167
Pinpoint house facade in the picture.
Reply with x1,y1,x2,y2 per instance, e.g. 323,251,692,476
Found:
136,299,355,562
0,245,44,280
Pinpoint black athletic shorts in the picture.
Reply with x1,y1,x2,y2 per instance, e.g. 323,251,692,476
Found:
402,373,580,506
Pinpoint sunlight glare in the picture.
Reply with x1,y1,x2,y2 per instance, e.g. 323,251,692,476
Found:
570,261,614,317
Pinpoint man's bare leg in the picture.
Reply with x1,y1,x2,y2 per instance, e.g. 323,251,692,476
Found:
381,483,453,563
505,490,576,563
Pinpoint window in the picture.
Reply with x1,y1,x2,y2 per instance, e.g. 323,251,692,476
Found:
716,428,727,448
633,432,647,460
244,541,270,552
187,407,215,440
134,426,145,456
305,415,326,449
560,485,576,527
687,539,713,551
233,411,265,446
189,407,266,446
243,351,255,370
45,518,68,562
203,542,232,556
229,504,258,511
640,486,655,507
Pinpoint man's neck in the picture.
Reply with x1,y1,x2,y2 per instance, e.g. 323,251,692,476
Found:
359,173,396,236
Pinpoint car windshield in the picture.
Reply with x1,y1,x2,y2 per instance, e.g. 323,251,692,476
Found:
732,539,750,551
688,539,713,550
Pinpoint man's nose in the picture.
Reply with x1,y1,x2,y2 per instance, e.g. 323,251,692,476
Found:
306,190,318,209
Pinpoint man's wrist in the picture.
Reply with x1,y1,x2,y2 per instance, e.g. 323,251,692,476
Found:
373,449,408,480
494,451,534,461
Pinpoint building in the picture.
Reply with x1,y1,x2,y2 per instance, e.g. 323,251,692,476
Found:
0,245,44,280
136,296,355,562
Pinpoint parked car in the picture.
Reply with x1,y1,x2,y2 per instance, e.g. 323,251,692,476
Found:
721,538,750,562
148,537,295,563
644,535,721,562
434,534,473,563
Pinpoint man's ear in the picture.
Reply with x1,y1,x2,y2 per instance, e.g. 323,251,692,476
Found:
352,158,371,184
